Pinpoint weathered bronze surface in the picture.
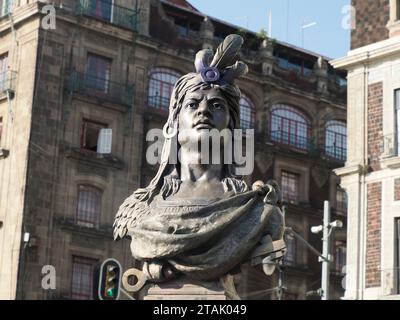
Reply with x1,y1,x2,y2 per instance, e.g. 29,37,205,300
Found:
114,35,285,293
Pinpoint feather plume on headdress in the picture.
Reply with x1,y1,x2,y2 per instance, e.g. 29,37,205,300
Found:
194,34,248,84
210,34,244,70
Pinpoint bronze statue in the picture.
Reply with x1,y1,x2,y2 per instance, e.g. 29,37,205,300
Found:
113,35,285,289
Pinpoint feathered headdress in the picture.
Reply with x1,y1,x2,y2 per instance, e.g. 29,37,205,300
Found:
194,34,248,85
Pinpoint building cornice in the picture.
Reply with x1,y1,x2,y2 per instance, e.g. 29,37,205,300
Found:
334,164,365,177
331,36,400,70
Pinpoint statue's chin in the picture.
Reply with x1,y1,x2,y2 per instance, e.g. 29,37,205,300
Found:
178,132,209,147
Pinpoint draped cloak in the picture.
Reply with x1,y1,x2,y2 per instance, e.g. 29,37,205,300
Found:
127,189,283,280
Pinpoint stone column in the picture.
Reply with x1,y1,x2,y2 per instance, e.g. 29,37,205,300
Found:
334,64,369,300
387,0,400,37
136,0,151,36
314,56,328,94
335,165,365,300
259,39,274,76
199,16,215,50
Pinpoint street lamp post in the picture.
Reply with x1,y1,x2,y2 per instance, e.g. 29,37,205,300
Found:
321,201,331,300
286,201,343,300
312,201,343,300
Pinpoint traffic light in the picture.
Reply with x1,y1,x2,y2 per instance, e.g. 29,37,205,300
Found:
98,258,122,300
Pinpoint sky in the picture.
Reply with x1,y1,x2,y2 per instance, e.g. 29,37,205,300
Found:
187,0,351,59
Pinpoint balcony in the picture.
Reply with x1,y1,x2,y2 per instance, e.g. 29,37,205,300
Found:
75,0,139,32
66,70,133,107
270,130,316,154
325,145,347,162
148,95,170,110
0,70,17,99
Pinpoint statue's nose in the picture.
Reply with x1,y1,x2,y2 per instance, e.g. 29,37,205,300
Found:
197,100,212,117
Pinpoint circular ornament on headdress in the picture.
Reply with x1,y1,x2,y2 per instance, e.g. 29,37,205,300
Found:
200,67,220,83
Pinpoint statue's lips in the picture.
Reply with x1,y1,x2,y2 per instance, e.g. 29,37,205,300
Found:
194,120,214,129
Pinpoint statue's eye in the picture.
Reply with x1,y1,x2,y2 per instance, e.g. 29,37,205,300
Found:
213,102,224,110
186,101,198,109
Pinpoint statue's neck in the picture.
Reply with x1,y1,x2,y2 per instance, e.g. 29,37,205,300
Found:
179,148,223,183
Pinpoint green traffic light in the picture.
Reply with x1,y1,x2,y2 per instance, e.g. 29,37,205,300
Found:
106,287,117,298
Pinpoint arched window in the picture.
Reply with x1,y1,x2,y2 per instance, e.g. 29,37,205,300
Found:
239,94,256,129
76,185,102,228
325,120,347,161
270,104,311,151
148,67,181,110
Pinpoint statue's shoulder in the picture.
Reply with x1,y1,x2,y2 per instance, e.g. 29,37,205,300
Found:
113,188,152,240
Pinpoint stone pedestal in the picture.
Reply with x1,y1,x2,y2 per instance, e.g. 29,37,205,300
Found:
139,277,230,300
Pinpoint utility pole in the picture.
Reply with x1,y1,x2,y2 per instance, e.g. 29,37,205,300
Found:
287,201,343,300
311,201,343,300
321,201,331,300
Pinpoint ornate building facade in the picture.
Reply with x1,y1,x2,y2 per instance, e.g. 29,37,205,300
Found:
332,0,400,300
0,0,347,299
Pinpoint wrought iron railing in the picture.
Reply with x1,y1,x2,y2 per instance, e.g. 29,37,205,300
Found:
270,130,314,152
0,70,17,95
276,57,313,76
148,95,170,110
325,145,347,162
66,70,133,106
75,0,139,31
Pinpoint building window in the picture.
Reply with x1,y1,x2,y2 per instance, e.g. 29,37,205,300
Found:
274,51,313,76
270,104,312,151
0,0,12,17
325,120,347,161
334,241,346,274
239,94,256,129
87,0,112,22
76,185,102,228
174,17,189,37
281,171,300,204
71,256,97,300
85,53,111,93
336,185,347,215
148,67,180,110
284,233,297,266
81,119,108,153
0,53,8,92
395,89,400,155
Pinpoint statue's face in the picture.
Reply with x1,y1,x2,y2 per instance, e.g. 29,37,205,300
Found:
178,88,231,146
